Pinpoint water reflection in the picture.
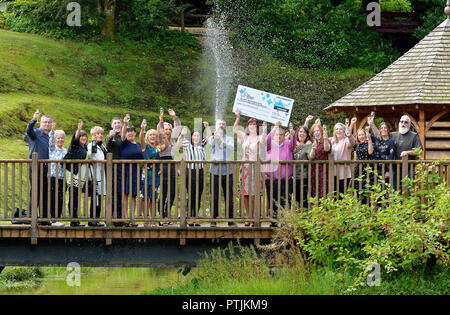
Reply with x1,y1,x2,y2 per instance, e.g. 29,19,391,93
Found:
2,267,181,295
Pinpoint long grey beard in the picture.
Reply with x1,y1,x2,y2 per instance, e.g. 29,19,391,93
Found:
399,126,409,135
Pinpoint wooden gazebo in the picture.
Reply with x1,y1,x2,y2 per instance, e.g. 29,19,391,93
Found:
325,4,450,160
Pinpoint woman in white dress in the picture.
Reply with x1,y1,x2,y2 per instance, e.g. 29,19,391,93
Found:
233,109,266,226
87,126,108,227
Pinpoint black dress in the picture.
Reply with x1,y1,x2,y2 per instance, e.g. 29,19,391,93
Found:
354,142,374,190
373,136,397,175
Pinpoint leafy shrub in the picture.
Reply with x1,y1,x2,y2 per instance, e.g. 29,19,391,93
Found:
211,0,399,70
413,0,446,40
116,0,176,40
0,11,5,29
293,162,449,289
0,267,43,282
3,0,101,38
379,0,412,12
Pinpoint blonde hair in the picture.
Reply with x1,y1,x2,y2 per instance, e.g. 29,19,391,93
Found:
90,126,104,137
332,123,346,144
146,129,159,145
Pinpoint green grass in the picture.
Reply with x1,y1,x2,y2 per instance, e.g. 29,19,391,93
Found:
0,28,214,138
145,247,449,295
0,28,376,142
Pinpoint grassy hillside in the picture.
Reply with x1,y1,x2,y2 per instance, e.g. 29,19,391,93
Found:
0,29,212,141
0,29,376,160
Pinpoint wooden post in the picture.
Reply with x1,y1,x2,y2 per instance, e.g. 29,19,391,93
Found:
328,153,335,197
255,157,261,229
180,12,185,32
179,158,187,228
401,155,409,196
106,154,113,246
31,153,38,245
419,109,426,159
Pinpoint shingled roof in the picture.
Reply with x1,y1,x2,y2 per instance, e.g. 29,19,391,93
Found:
325,17,450,110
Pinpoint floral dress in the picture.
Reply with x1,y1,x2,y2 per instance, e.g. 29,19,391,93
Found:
354,142,373,188
240,135,264,196
141,144,161,199
311,139,332,198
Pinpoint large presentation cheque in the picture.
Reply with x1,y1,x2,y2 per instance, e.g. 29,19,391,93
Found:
232,85,294,127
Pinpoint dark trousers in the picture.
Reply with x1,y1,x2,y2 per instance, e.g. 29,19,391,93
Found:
159,160,176,218
111,168,122,219
68,185,80,219
186,168,204,218
211,174,234,219
89,193,102,220
50,177,64,218
265,178,293,219
28,164,48,218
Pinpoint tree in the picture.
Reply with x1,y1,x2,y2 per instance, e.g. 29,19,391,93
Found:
98,0,115,40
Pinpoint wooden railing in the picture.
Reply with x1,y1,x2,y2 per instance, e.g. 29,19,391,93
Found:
0,153,449,241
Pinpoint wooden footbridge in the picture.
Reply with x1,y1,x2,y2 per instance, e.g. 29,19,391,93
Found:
0,153,448,267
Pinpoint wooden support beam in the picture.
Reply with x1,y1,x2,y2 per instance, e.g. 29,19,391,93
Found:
404,112,420,133
419,110,426,159
426,110,450,133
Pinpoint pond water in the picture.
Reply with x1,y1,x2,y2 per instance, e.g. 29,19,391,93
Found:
1,267,181,295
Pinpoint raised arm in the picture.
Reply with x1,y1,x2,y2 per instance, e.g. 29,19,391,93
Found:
367,130,374,155
177,126,188,147
121,116,129,142
160,129,169,153
75,120,83,140
304,115,314,128
346,117,357,148
288,128,297,152
26,111,41,140
233,109,245,144
139,120,146,152
259,122,268,145
203,121,212,141
49,123,56,152
323,129,330,152
309,139,317,160
368,116,380,138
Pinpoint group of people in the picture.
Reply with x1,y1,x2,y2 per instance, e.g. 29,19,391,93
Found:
25,108,423,228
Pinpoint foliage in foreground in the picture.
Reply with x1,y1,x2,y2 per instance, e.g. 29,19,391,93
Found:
147,161,449,295
0,267,43,291
291,161,449,290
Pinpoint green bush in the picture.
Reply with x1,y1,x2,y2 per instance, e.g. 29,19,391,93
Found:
379,0,412,12
413,0,446,40
2,0,197,46
3,0,101,38
294,162,449,289
0,11,5,29
211,0,399,70
116,0,176,40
